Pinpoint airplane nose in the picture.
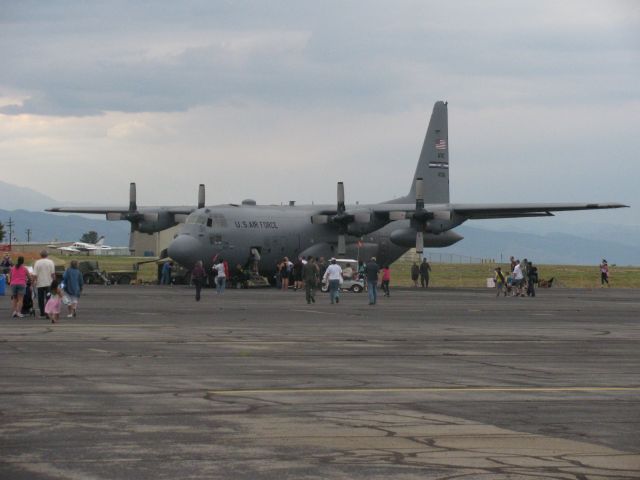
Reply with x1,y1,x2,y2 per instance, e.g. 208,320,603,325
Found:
167,234,201,268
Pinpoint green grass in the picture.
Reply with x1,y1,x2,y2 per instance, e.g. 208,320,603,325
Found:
391,257,640,288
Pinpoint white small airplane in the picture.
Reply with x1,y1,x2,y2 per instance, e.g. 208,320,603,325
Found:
55,236,112,253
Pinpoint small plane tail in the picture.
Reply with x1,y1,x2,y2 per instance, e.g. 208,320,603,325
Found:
387,101,450,205
96,236,105,246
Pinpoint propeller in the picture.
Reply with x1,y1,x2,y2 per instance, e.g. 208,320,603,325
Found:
411,177,430,254
198,184,205,209
310,182,371,256
335,182,347,254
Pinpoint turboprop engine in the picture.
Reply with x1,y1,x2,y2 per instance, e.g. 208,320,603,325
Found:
389,228,463,248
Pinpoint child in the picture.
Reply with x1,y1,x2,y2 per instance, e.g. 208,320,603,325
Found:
494,267,506,297
45,279,63,324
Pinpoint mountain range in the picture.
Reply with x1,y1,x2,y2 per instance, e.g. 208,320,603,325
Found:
0,181,637,265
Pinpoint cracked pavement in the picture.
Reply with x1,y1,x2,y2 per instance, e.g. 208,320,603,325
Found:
1,286,639,479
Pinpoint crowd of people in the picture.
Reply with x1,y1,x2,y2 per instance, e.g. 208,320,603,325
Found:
494,256,539,297
2,251,83,322
3,249,617,314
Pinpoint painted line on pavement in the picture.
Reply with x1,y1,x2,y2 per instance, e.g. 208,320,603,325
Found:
210,386,640,396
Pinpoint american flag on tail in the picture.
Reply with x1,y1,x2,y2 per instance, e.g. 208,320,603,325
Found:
435,139,447,150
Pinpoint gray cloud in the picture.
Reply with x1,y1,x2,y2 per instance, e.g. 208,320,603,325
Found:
1,0,638,116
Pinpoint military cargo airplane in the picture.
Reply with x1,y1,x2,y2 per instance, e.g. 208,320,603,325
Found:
48,101,627,276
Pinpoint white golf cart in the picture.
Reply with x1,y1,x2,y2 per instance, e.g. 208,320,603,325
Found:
320,258,365,293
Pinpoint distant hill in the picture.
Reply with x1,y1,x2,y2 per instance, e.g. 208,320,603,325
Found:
0,209,130,245
430,225,640,266
0,180,60,211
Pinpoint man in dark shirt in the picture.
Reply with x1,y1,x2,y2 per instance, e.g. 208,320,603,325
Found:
419,258,431,288
365,257,380,305
302,256,319,304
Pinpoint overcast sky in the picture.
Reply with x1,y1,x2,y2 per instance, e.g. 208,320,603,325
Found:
1,0,639,226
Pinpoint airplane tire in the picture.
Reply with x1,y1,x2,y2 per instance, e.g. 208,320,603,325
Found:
351,284,363,293
83,274,93,285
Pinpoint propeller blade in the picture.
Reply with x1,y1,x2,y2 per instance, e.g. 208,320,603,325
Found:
415,177,424,211
129,182,137,211
389,211,406,221
337,235,346,256
416,231,424,254
198,184,205,209
354,212,371,223
337,182,345,213
311,214,329,224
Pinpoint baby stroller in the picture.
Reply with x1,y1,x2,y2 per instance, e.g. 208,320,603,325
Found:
21,279,37,317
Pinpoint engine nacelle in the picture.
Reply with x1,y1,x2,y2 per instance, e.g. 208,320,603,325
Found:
390,228,464,248
136,211,177,233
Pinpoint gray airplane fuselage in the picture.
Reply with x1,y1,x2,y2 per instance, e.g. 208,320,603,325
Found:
168,203,463,273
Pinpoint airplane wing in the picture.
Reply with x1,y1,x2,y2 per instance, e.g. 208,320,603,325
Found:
366,202,628,219
450,202,629,220
57,246,81,253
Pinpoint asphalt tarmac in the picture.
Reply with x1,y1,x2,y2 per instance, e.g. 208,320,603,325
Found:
1,285,639,479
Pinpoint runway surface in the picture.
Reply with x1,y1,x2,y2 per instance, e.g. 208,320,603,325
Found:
1,285,639,479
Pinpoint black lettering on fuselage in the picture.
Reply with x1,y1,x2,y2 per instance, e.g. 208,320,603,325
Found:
234,220,279,229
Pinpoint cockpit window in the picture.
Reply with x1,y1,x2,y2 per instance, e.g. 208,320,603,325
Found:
186,212,227,227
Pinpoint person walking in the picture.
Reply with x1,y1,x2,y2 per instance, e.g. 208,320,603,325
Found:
411,262,419,287
9,256,29,318
62,260,83,318
600,259,609,287
1,254,12,275
322,258,343,304
281,257,291,291
192,261,206,301
365,257,380,305
213,258,227,294
381,264,391,297
302,256,319,304
512,260,524,297
161,261,173,285
527,261,538,297
494,266,507,297
32,250,56,318
45,279,63,323
419,258,431,288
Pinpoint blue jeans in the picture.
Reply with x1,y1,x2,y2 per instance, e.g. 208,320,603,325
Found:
329,279,340,304
216,276,226,293
368,282,377,304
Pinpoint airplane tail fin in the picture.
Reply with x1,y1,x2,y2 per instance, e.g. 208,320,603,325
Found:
387,101,450,205
96,236,105,246
410,101,449,203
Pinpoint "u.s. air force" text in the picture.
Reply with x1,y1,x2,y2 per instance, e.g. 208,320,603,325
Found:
234,220,279,229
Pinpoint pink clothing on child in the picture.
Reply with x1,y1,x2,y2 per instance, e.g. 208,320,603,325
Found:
381,268,391,281
45,295,62,315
